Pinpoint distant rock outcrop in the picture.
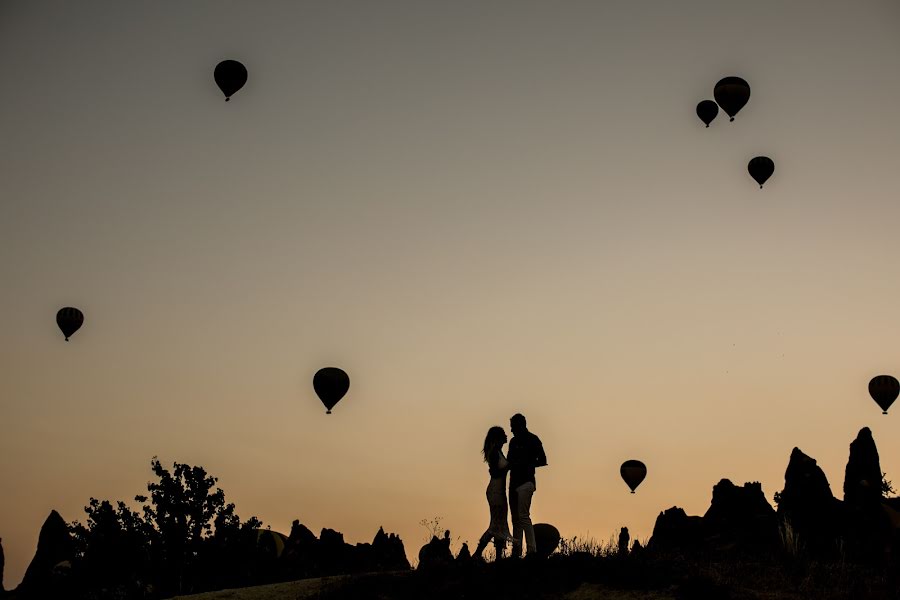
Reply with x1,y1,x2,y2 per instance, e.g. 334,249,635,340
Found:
455,542,471,562
648,429,898,563
16,510,75,597
844,427,883,506
318,528,351,574
370,527,410,571
703,479,778,552
648,507,704,552
417,531,453,571
617,527,630,556
843,428,892,563
776,447,844,556
278,521,409,581
648,479,779,555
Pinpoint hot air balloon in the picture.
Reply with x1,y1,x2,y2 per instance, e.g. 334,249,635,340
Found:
314,367,349,414
748,156,775,188
869,375,898,415
214,60,248,102
714,77,750,122
620,460,647,494
56,307,83,341
253,529,288,558
696,100,718,127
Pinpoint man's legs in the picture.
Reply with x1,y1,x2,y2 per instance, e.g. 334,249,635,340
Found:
511,482,536,557
509,486,522,557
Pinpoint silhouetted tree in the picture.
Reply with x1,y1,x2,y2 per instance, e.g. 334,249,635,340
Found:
135,457,260,595
69,499,155,598
68,457,262,598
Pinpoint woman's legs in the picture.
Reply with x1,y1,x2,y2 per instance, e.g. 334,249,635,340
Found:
473,531,492,559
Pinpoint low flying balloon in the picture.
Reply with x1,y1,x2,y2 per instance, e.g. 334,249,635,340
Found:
56,307,83,341
748,156,775,188
714,77,750,121
313,367,350,414
868,375,898,415
214,60,248,101
620,460,647,493
696,100,718,127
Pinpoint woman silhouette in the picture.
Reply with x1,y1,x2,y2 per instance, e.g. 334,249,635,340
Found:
473,426,514,560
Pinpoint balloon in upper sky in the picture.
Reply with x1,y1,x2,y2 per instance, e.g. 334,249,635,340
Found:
868,375,898,415
56,307,84,341
620,460,647,493
696,100,719,127
214,60,248,102
747,156,775,188
714,77,751,122
313,367,350,414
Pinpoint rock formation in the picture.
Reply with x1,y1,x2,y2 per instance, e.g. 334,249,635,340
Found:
617,527,630,556
278,521,409,580
455,542,471,562
844,427,883,506
843,427,891,563
15,510,75,597
703,479,778,552
775,447,844,556
648,507,704,552
360,527,410,572
648,480,778,555
417,530,453,571
647,430,896,562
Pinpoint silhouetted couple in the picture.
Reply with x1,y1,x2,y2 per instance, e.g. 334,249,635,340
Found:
474,413,547,559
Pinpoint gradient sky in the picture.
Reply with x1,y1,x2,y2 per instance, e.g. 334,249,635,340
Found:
3,0,900,588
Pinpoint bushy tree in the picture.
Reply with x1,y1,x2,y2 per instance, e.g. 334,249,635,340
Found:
70,499,155,598
70,457,262,598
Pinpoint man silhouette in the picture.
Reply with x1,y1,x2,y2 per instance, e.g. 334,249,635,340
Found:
506,413,547,557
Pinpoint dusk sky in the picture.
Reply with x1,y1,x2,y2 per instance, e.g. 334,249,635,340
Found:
3,1,900,588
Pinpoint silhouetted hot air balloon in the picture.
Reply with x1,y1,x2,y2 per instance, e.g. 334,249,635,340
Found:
214,60,248,102
714,77,750,122
696,100,718,127
253,529,288,558
620,460,647,494
314,367,350,414
869,375,899,415
748,156,775,188
56,307,83,341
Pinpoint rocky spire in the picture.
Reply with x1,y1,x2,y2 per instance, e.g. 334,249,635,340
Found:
843,427,883,507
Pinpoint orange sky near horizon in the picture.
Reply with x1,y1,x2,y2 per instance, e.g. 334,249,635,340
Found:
2,0,900,588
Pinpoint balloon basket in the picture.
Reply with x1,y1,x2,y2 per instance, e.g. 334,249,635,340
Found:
326,409,332,414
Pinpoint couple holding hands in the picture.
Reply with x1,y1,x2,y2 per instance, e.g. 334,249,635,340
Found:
474,413,547,560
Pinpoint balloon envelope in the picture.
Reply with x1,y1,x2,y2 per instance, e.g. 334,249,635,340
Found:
253,529,288,558
748,156,774,188
533,523,561,557
56,307,84,341
714,77,750,121
696,100,718,127
620,460,647,493
214,60,248,101
869,375,899,414
313,367,350,414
